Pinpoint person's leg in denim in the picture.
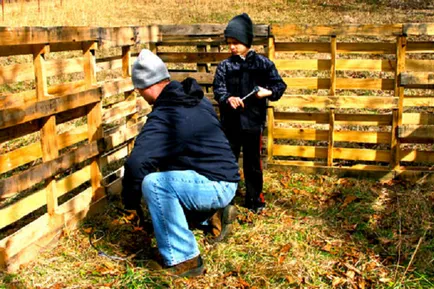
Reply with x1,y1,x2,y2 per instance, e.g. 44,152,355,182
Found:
141,170,237,266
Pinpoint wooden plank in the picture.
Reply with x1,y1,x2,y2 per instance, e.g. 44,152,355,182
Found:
403,96,434,107
400,149,434,163
274,95,398,109
406,59,434,72
273,144,328,158
103,99,136,123
274,127,328,141
407,42,434,53
96,55,123,71
56,165,91,198
0,87,102,130
100,145,129,170
283,77,395,90
0,62,33,85
337,59,395,72
158,52,230,63
0,142,41,175
335,113,392,125
103,120,145,151
171,72,214,84
83,42,104,201
400,72,434,88
402,113,434,125
333,147,391,162
274,43,329,53
403,24,434,36
101,78,134,98
267,107,274,162
274,112,329,124
158,24,269,37
398,125,434,140
0,141,99,200
0,124,88,175
274,59,396,72
390,109,399,168
33,44,59,215
0,122,39,144
271,24,402,37
275,59,330,71
334,130,391,144
337,43,395,54
0,80,86,110
327,108,335,166
330,37,336,95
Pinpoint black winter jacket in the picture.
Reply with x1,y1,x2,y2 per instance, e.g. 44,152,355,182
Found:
213,50,287,130
121,77,240,209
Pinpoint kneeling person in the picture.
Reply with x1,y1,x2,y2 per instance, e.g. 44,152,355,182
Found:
121,49,240,277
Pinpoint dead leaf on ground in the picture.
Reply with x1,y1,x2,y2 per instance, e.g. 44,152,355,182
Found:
341,195,358,208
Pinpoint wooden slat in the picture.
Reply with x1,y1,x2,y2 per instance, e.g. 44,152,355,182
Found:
103,99,136,123
330,37,336,96
100,78,134,98
406,42,434,53
0,87,102,130
398,125,434,140
400,149,434,163
0,165,91,230
274,112,329,124
267,107,274,162
103,120,145,151
406,59,434,72
275,59,330,71
333,147,391,162
335,113,392,125
327,109,335,166
271,24,403,37
273,144,328,158
274,127,328,141
402,113,434,125
274,95,398,109
0,62,33,85
100,145,129,170
96,55,123,71
335,131,391,144
171,72,214,84
337,59,395,72
400,72,434,88
158,52,231,63
0,141,99,200
0,122,39,144
274,43,330,53
403,24,434,36
337,43,395,54
403,96,434,107
158,24,268,37
0,125,88,175
283,78,395,90
0,142,41,175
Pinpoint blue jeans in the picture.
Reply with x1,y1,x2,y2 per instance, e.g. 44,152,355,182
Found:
141,170,237,266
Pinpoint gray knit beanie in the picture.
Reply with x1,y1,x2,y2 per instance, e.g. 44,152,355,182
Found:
132,49,170,89
224,13,253,47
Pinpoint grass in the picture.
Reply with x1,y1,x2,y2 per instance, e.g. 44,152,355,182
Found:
1,170,433,288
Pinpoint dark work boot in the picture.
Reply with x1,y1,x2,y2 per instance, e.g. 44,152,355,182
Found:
207,204,238,243
166,255,205,277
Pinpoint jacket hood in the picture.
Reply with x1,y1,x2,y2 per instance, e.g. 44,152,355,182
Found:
154,77,204,107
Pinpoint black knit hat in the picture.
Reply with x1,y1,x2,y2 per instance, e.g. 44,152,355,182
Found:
224,13,253,47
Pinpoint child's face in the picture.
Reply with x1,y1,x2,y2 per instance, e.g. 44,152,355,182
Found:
226,37,249,57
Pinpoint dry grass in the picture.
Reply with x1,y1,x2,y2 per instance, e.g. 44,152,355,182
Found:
1,0,433,27
1,170,433,288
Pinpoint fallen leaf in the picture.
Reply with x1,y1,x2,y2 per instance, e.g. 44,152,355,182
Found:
341,195,358,208
83,227,93,234
332,277,346,287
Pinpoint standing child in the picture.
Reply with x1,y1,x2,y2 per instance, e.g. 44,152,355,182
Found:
213,13,287,213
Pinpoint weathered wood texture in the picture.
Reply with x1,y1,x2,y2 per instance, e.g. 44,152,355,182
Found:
1,23,434,273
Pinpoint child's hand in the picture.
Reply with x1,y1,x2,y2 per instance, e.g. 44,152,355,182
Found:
256,86,272,98
227,96,244,109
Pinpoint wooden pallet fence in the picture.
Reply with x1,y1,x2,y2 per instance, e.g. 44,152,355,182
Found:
267,24,434,180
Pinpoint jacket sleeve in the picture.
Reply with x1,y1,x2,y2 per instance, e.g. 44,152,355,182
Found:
121,114,180,209
266,62,287,102
213,62,231,105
